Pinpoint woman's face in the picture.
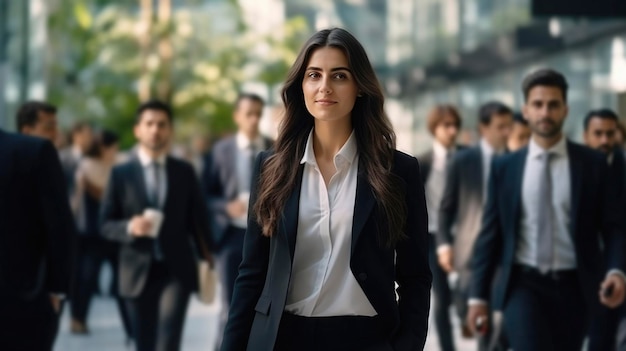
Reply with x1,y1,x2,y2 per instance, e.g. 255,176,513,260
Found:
302,46,359,125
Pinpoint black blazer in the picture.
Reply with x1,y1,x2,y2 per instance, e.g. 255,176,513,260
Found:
470,141,626,311
221,150,432,351
416,145,466,184
202,135,272,249
100,155,212,297
0,130,75,298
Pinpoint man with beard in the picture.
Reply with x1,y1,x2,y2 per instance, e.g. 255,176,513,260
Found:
466,69,626,351
100,100,213,351
583,108,626,350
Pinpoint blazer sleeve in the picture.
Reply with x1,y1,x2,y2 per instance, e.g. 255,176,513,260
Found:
469,158,503,301
186,164,215,253
598,157,626,273
220,152,270,351
437,155,460,247
100,167,134,244
392,156,432,351
37,141,76,294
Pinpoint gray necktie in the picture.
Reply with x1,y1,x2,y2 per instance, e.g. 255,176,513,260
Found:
150,162,161,208
536,151,554,273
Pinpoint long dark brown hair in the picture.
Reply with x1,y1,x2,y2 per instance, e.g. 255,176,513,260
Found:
253,28,407,247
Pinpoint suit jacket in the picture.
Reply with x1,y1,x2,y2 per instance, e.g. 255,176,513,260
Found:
221,150,432,351
0,130,75,299
100,155,212,298
202,135,272,249
416,145,466,185
437,146,485,273
610,147,626,198
470,141,626,311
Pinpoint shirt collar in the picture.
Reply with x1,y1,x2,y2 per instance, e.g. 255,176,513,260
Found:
72,145,83,159
528,134,567,159
480,138,495,157
137,147,167,167
433,140,453,159
300,129,358,170
236,132,263,151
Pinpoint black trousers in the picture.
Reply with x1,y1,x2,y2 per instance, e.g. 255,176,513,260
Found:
71,235,132,337
215,226,246,349
503,265,586,351
125,261,191,351
0,291,60,351
428,234,455,351
274,313,392,351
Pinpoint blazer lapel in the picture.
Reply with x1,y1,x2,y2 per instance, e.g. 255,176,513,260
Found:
282,164,304,259
224,138,238,191
131,157,150,208
161,157,175,212
567,142,583,240
509,148,527,240
351,163,376,255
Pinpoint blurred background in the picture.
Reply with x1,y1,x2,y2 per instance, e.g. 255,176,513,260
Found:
1,0,625,350
1,0,626,153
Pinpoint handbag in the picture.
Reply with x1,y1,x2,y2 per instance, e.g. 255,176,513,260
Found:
195,232,217,304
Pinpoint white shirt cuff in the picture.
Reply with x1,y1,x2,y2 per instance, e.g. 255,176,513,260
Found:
127,221,133,236
468,298,488,306
607,269,626,281
437,244,452,255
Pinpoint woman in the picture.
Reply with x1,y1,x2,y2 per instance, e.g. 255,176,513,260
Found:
70,130,132,341
221,28,431,351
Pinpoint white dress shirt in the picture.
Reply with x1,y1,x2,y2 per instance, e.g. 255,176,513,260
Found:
231,132,265,228
480,139,496,205
426,141,455,233
516,136,576,270
285,129,377,317
137,147,168,208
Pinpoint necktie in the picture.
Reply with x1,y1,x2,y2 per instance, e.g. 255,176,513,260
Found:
151,162,161,208
536,151,554,273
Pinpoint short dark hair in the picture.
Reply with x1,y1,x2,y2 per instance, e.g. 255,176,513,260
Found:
234,93,264,110
135,100,173,124
16,101,57,132
583,108,619,131
478,101,513,125
513,111,528,125
426,104,462,135
71,121,91,136
522,68,569,102
84,130,119,158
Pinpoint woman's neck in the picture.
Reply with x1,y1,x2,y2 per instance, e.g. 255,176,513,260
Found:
312,120,353,160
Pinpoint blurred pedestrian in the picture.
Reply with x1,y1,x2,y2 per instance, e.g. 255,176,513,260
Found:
417,103,464,351
467,68,626,351
58,122,94,198
221,27,431,351
507,112,531,151
189,134,211,177
438,101,513,351
202,93,272,350
69,130,133,341
0,129,76,350
16,100,59,142
583,108,626,351
100,100,213,351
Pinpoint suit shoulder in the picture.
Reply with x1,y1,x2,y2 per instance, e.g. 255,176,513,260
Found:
569,142,605,163
453,146,480,162
393,150,420,178
212,136,235,153
416,149,432,163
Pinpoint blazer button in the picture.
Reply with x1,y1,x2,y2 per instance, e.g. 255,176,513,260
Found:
358,273,368,281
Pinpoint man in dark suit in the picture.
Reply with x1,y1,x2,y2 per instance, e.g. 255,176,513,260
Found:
583,108,626,350
437,101,513,350
202,93,272,350
101,100,213,351
0,129,75,350
58,122,94,200
467,69,626,351
416,104,463,351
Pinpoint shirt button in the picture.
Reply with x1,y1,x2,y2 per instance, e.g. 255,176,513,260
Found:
358,273,368,281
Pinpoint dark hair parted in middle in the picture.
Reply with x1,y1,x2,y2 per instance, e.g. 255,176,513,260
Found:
253,28,406,246
135,100,173,124
522,68,569,102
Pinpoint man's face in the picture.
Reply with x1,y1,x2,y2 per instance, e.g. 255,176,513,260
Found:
433,115,459,148
480,113,513,151
133,109,172,153
234,98,263,138
21,112,58,142
584,117,617,154
507,122,532,151
522,86,568,139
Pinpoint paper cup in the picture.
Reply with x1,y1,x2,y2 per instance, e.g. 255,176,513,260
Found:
143,208,164,238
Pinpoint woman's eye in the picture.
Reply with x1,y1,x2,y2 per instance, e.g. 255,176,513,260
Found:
333,73,347,80
307,72,320,79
